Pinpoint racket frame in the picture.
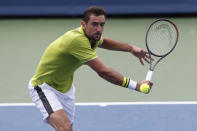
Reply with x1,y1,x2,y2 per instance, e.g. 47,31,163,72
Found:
145,19,179,71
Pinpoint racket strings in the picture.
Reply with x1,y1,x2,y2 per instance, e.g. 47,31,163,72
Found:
147,21,177,56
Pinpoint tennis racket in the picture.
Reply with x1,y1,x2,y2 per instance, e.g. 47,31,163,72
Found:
142,19,179,89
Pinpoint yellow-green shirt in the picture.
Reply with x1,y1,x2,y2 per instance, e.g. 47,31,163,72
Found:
31,26,103,93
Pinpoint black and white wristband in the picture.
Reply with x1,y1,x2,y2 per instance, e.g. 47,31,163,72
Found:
122,77,137,90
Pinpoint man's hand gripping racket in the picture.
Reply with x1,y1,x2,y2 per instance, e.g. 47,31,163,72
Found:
140,19,179,94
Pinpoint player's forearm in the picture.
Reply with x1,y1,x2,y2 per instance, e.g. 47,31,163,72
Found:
101,38,134,52
87,57,138,91
98,68,138,91
98,68,123,86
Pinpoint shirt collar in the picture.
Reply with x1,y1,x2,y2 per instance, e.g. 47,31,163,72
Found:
79,26,85,35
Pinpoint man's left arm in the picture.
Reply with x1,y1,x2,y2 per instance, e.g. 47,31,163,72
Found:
99,38,151,65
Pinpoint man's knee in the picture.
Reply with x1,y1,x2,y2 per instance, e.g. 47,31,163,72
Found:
48,110,73,131
58,123,72,131
50,121,72,131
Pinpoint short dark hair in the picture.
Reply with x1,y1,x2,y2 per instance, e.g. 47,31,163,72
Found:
83,6,106,23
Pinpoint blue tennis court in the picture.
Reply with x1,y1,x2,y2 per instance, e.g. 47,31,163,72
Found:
0,102,197,131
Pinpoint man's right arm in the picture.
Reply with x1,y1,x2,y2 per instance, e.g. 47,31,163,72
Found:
86,57,153,91
86,57,124,86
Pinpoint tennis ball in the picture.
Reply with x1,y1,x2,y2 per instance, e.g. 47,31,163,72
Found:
140,84,150,94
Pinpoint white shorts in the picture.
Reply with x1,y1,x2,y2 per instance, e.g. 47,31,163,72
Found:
28,81,75,124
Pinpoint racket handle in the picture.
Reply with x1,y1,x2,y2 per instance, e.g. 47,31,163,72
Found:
146,70,153,81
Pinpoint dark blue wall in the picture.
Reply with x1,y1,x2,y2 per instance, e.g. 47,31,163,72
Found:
0,0,197,16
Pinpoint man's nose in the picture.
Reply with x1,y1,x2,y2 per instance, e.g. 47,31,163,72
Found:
96,25,103,32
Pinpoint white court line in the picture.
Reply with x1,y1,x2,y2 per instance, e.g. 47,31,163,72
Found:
0,101,197,107
0,103,35,106
76,101,197,106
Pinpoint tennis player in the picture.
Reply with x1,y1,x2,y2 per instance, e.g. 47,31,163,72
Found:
28,6,153,131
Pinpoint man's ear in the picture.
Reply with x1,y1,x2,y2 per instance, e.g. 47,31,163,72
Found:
81,21,86,29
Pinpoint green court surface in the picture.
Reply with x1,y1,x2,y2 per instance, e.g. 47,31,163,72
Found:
0,17,196,103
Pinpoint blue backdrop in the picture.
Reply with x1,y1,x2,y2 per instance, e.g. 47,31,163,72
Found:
0,0,197,16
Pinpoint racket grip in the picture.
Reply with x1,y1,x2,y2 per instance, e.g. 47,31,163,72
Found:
146,70,153,81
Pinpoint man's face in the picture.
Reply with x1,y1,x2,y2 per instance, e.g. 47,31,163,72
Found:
82,14,105,42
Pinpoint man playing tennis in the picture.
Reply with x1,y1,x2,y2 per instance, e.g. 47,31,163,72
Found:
28,6,153,131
